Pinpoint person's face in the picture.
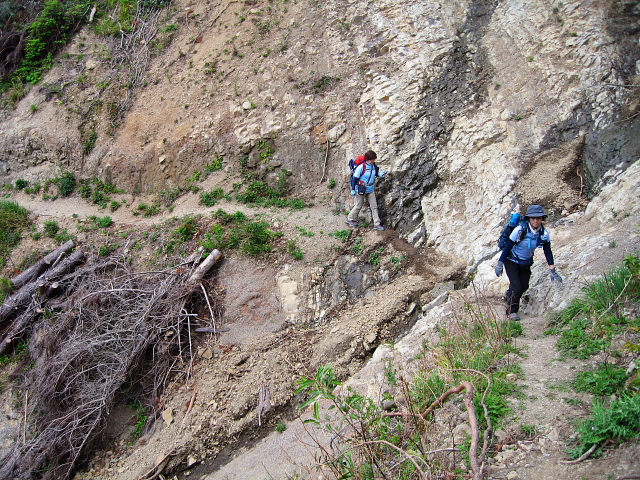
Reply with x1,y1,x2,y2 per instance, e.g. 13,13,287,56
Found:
529,217,544,228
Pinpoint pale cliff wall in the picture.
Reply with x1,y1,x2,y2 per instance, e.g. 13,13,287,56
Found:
0,0,638,268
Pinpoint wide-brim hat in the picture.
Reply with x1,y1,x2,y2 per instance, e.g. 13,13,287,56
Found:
525,205,547,217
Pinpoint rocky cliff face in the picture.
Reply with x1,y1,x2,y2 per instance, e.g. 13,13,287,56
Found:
0,0,638,267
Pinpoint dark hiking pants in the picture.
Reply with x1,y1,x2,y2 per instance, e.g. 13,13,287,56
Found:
504,259,531,315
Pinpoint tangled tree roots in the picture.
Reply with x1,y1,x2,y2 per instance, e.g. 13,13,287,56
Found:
0,248,222,480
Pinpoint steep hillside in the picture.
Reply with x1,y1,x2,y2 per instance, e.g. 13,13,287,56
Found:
0,0,639,479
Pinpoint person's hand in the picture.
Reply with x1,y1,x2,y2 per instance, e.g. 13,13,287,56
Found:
550,268,563,283
379,170,387,178
350,189,356,196
495,261,504,277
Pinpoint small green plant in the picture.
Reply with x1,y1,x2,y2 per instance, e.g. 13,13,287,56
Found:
83,131,98,155
53,171,76,197
24,183,41,195
329,230,350,241
14,179,29,190
352,237,364,255
203,60,218,75
54,228,73,244
390,255,405,267
110,200,121,211
520,424,538,439
134,203,162,217
129,400,149,443
312,76,340,94
384,361,398,385
549,254,639,358
0,276,14,303
288,239,304,260
98,244,119,256
200,210,280,257
257,140,274,161
200,188,224,207
569,394,640,459
296,226,314,237
572,364,628,397
369,246,385,266
275,421,287,433
174,216,198,242
328,178,336,189
205,156,224,172
159,187,181,207
43,220,60,237
89,215,113,229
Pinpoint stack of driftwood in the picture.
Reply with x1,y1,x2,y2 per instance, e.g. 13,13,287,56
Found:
0,242,221,480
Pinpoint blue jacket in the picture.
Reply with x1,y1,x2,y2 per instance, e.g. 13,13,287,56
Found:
352,163,379,194
499,223,554,266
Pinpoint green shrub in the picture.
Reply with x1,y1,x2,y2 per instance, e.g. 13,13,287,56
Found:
91,189,109,208
551,254,640,358
174,217,198,242
78,180,92,198
572,364,628,396
134,203,161,217
54,228,74,244
0,200,29,265
83,130,98,155
15,0,91,85
43,220,60,237
89,215,113,228
53,171,76,197
287,239,304,260
205,157,224,172
200,210,280,256
98,243,119,256
0,276,14,303
15,179,29,190
24,182,41,195
570,394,640,459
329,230,350,241
200,188,224,207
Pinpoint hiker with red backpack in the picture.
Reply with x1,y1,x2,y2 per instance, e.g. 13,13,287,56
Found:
495,205,563,320
346,150,387,231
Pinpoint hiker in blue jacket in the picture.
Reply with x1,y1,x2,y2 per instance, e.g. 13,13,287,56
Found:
495,205,562,320
346,150,387,231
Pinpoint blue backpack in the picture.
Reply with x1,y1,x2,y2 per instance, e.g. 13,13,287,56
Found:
498,213,528,250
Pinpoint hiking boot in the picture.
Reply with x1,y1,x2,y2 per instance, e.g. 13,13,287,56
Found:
346,219,359,227
508,313,521,321
373,224,385,231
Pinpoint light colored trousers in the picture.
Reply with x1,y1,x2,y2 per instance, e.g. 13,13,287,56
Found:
348,191,380,225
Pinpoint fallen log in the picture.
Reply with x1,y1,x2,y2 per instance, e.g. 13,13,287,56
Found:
187,249,222,283
0,250,85,326
0,308,38,356
10,241,75,289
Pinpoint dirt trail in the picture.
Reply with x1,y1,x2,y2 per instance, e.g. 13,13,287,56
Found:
487,311,640,480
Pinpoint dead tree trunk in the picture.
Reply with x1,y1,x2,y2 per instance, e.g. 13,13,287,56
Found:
0,250,85,326
188,249,221,283
10,241,75,289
